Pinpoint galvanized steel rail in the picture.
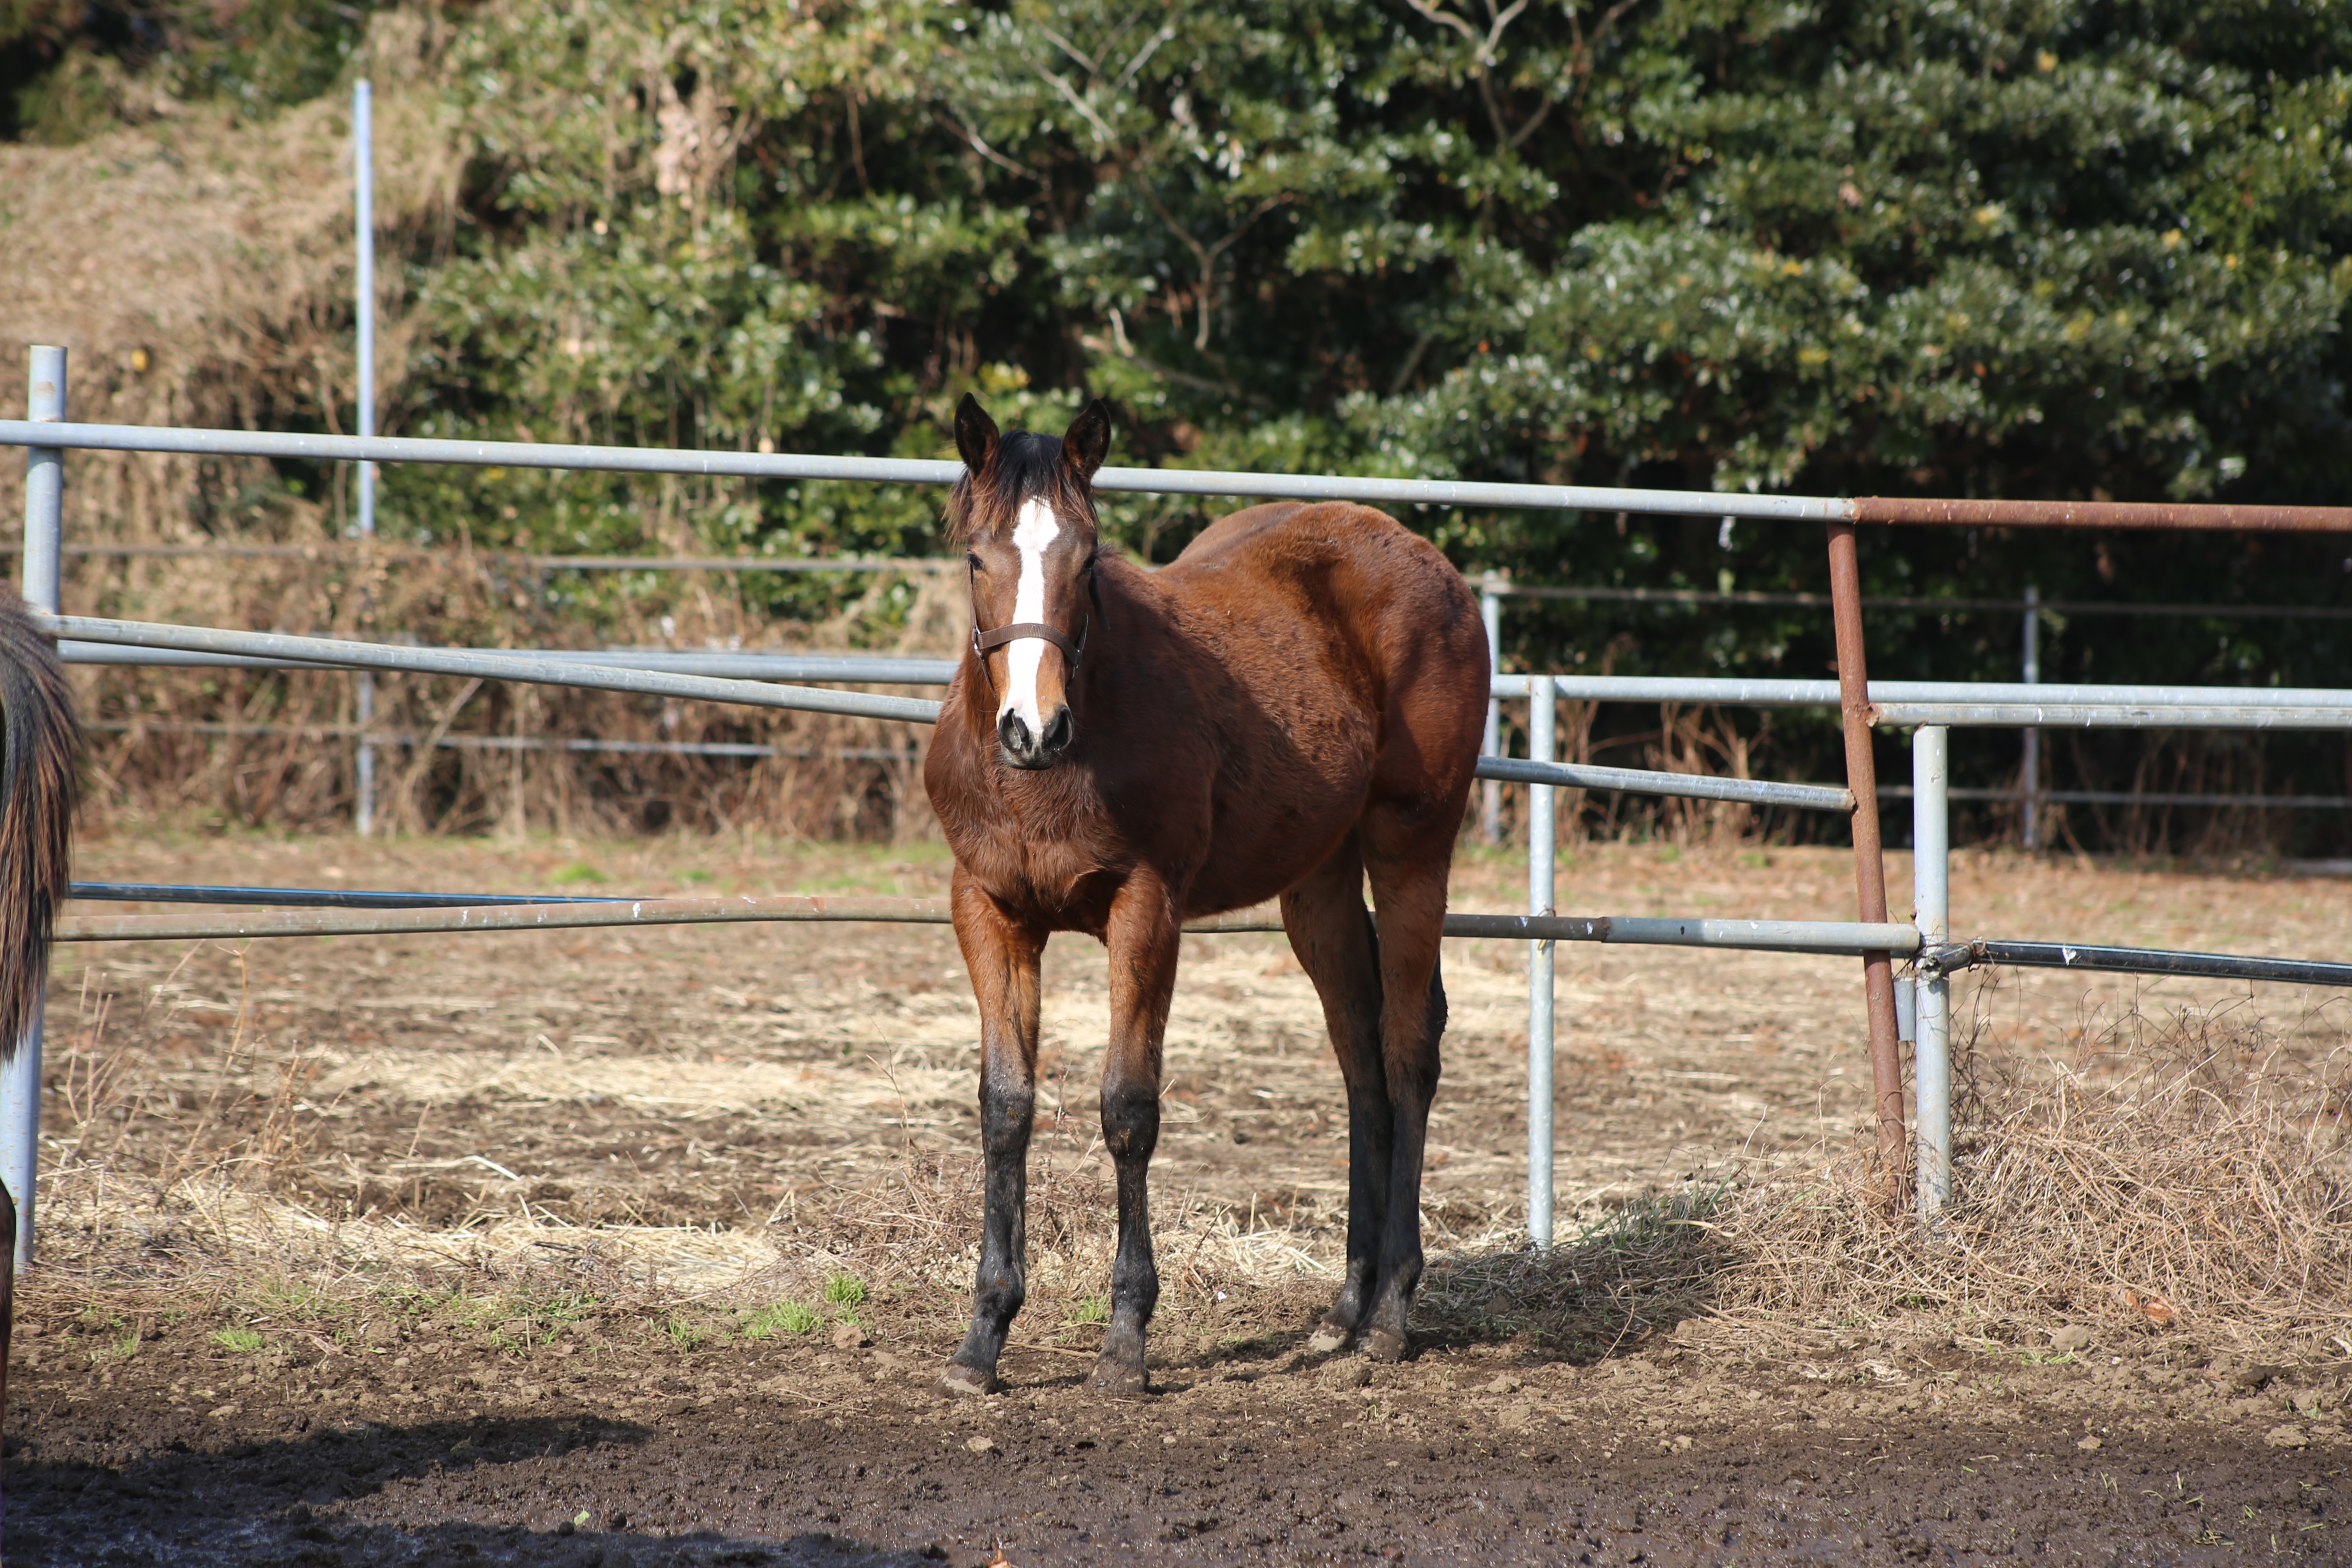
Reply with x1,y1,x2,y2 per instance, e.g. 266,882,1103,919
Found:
13,416,2352,529
62,643,961,683
52,892,1918,954
1920,938,2352,989
42,612,947,726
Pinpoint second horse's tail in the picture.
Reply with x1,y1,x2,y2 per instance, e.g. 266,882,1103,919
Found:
0,586,76,1515
0,590,77,1060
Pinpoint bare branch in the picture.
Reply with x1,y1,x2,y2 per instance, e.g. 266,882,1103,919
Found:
1507,91,1557,149
1114,22,1178,91
1037,65,1120,149
933,108,1037,179
1034,23,1100,75
1400,0,1483,45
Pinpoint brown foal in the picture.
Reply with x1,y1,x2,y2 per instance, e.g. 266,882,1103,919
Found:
924,397,1488,1395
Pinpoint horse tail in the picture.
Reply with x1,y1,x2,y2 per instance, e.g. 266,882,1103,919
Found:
0,588,78,1059
0,588,73,1477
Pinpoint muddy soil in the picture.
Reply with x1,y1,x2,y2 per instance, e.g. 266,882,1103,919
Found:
17,832,2352,1562
15,1282,2352,1566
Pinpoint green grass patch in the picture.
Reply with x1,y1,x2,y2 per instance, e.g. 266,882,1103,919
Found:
1066,1294,1110,1326
552,861,606,885
210,1327,265,1354
742,1301,821,1339
823,1273,867,1309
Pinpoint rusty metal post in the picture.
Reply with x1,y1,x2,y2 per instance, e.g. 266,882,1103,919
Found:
1827,521,1909,1207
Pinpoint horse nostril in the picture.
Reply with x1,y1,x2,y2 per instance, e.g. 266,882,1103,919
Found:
997,709,1032,754
1041,706,1074,753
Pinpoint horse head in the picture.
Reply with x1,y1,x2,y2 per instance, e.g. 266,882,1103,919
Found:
950,394,1112,771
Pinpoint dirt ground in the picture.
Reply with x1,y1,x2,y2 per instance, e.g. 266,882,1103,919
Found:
13,830,2352,1564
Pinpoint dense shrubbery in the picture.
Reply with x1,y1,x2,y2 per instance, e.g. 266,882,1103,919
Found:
10,0,2352,844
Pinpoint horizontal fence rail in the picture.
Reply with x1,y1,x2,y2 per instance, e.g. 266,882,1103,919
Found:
1501,674,2352,709
1486,581,2352,620
1474,754,1854,812
1867,702,2352,730
81,719,919,764
11,418,2352,529
70,881,625,908
1922,938,2352,988
52,892,1919,955
1,542,958,573
1496,673,2352,729
41,613,947,725
62,644,961,683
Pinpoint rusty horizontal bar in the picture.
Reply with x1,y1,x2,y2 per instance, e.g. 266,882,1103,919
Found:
1851,497,2352,532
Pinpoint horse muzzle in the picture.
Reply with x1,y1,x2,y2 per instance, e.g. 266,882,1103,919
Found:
997,705,1074,770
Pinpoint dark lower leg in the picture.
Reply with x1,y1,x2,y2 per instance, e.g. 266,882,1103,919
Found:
947,1075,1034,1390
1093,1081,1159,1392
1315,1083,1392,1343
1364,1083,1434,1360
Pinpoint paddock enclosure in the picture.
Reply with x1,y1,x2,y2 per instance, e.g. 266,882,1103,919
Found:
18,836,2352,1564
9,345,2352,1563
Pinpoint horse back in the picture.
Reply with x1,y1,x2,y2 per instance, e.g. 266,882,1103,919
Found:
1162,501,1489,771
1157,503,1487,904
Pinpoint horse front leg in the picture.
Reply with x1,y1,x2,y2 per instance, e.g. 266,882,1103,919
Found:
944,872,1046,1397
1093,874,1181,1396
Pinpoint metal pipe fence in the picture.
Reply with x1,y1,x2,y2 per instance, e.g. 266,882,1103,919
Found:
14,348,2352,1260
0,542,958,574
80,718,921,764
1478,581,2352,841
15,415,2352,530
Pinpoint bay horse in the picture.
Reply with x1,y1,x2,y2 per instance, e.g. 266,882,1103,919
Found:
923,397,1488,1395
0,591,82,1441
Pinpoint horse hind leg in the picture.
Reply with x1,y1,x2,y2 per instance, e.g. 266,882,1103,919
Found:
1358,835,1452,1364
1279,833,1390,1354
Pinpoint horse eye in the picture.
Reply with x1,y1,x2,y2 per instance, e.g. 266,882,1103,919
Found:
966,553,985,573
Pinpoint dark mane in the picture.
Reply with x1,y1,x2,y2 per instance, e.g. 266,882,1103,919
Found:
946,430,1089,542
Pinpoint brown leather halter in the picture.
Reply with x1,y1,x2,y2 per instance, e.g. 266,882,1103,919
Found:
968,559,1101,696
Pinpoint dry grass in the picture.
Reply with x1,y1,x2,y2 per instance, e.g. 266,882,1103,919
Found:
63,546,960,839
41,997,2351,1366
0,15,456,543
1717,995,2352,1353
1414,996,2352,1364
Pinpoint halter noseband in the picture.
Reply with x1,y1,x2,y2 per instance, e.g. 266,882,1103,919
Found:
968,560,1103,693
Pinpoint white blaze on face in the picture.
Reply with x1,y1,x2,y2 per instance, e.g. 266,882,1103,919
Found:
1000,497,1062,734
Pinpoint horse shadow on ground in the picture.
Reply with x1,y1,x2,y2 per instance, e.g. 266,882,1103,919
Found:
7,1414,942,1568
1198,1181,1737,1376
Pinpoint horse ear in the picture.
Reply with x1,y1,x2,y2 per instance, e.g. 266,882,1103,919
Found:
955,394,1000,473
1061,399,1111,482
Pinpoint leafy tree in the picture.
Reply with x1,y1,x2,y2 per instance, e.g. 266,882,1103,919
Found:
12,0,2352,845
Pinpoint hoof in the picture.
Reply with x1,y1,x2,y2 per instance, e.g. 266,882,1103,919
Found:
941,1362,999,1397
1089,1359,1151,1399
1306,1322,1352,1355
1363,1327,1409,1364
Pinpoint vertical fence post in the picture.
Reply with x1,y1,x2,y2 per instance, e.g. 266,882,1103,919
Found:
1480,575,1503,845
353,78,379,838
1912,725,1951,1227
1526,678,1557,1248
1827,521,1909,1209
7,345,66,1274
2020,584,2040,851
